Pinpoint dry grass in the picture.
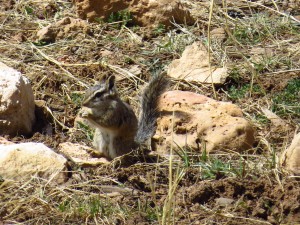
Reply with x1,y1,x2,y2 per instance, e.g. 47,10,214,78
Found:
0,0,300,224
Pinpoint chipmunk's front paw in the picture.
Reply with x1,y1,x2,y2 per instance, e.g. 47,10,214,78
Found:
79,107,92,118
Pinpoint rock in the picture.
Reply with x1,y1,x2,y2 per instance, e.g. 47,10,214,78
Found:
210,28,226,42
0,137,13,145
11,32,26,43
128,65,142,76
250,47,274,63
215,197,234,207
261,108,287,128
59,142,109,166
129,0,194,27
0,142,68,183
73,0,195,27
0,62,35,136
154,91,255,154
36,17,90,43
250,47,273,57
34,100,54,135
280,133,300,175
167,42,228,84
100,49,114,57
74,0,129,22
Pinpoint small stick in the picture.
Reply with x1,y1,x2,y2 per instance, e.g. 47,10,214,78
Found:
31,44,89,88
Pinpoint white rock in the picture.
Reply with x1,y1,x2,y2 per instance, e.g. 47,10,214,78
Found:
0,137,13,145
0,62,35,136
281,133,300,175
59,142,109,166
0,142,68,183
261,108,287,128
215,197,234,206
154,91,255,154
167,42,228,84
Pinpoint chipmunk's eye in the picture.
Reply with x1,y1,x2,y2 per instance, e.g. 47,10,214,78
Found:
94,91,104,99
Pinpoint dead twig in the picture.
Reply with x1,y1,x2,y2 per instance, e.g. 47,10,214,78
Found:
31,43,89,88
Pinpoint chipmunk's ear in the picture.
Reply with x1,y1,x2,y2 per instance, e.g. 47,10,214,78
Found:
106,75,116,91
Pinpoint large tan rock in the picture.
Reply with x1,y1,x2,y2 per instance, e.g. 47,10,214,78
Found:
59,142,109,166
0,142,68,183
167,42,228,84
73,0,194,27
154,91,255,153
74,0,129,22
129,0,194,27
36,17,90,43
0,62,35,136
280,133,300,175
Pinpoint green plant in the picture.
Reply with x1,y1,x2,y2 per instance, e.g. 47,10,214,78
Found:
200,144,209,162
254,114,270,125
59,196,129,219
186,154,247,180
32,41,48,46
154,28,197,54
228,67,243,84
107,10,132,27
58,200,70,212
252,55,293,74
70,92,83,107
153,24,166,35
272,78,300,119
230,13,299,45
76,121,94,141
173,145,192,168
232,158,247,178
161,167,185,225
25,6,34,15
94,17,104,24
228,84,264,100
124,56,134,64
137,199,158,222
198,158,234,180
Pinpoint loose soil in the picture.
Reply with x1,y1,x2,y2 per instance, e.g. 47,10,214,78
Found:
0,0,300,224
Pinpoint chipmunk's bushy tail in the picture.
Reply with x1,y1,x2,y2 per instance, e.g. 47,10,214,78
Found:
134,73,169,144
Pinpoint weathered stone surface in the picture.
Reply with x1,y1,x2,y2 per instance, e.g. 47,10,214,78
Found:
210,27,226,42
261,108,287,128
215,197,234,207
73,0,194,27
0,142,68,183
59,142,109,166
129,0,194,27
74,0,129,22
0,137,13,145
0,62,35,136
36,17,90,43
167,42,228,84
154,91,255,153
34,100,54,135
280,133,300,175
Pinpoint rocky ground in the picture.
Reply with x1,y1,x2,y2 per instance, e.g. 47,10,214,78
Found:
0,0,300,224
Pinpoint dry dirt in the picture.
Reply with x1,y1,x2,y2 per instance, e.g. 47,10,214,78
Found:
0,0,300,224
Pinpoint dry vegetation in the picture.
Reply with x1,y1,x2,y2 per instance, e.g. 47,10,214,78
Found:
0,0,300,224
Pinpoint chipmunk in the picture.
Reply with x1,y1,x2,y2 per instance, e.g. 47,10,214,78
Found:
79,74,168,160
